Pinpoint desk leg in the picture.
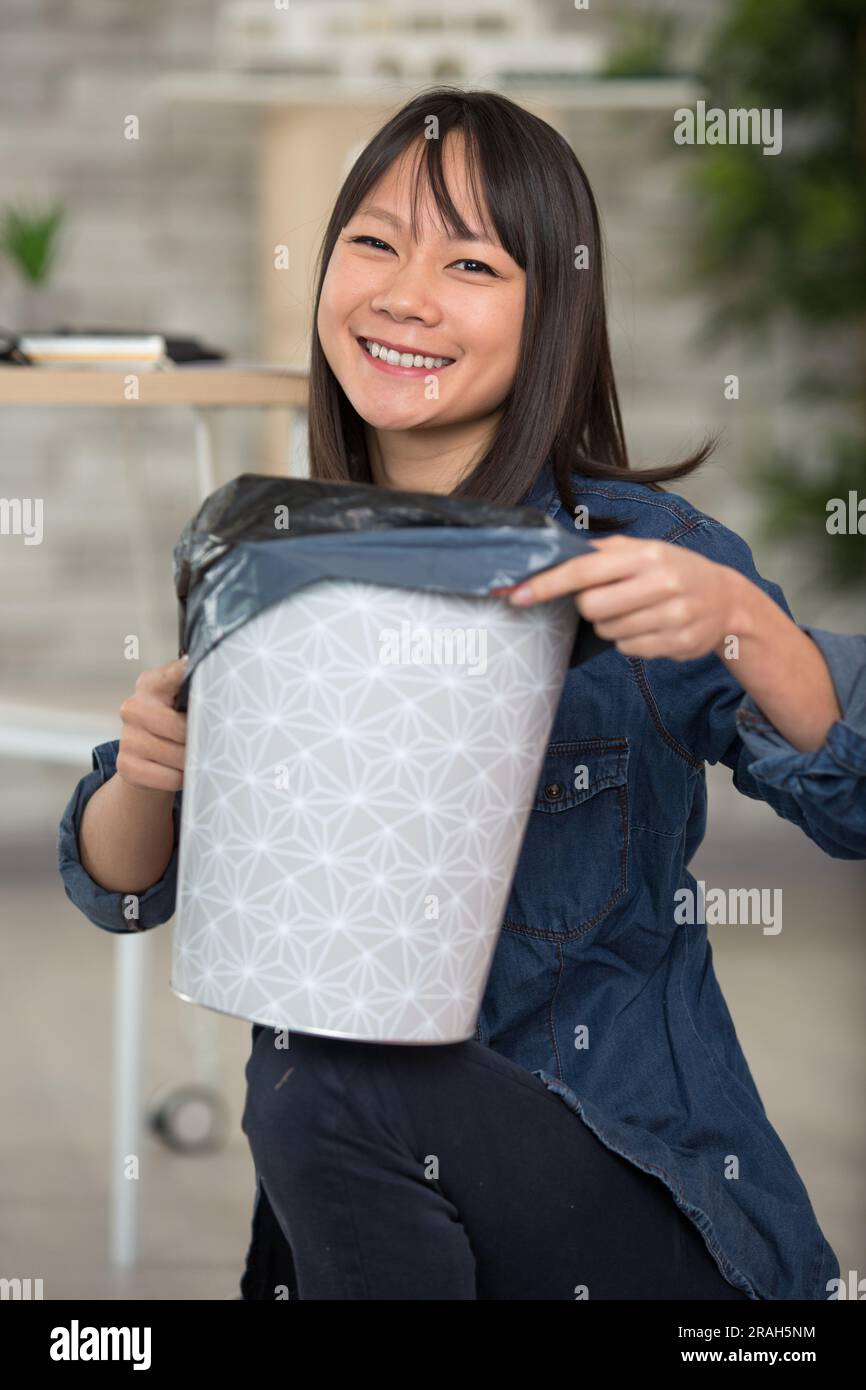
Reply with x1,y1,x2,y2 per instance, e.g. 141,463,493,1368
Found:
119,413,162,664
286,408,295,476
193,408,219,499
287,406,308,478
111,931,150,1267
110,414,164,1267
108,408,218,1274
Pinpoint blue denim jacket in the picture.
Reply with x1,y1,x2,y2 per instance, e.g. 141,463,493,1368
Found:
58,462,866,1300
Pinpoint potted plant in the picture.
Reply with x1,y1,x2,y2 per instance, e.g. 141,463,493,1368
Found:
0,200,69,333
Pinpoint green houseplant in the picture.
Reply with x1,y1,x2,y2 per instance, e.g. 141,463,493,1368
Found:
0,201,66,285
0,200,68,334
603,8,682,79
680,0,865,593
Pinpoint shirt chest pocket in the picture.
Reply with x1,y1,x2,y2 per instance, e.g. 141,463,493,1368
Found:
502,737,629,942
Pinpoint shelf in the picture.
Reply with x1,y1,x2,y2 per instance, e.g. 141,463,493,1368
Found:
0,365,309,408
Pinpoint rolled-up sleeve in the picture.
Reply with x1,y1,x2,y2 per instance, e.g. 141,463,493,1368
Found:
57,738,182,933
732,626,866,858
666,518,866,861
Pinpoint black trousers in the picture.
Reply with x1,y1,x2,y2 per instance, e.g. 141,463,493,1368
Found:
239,1023,751,1301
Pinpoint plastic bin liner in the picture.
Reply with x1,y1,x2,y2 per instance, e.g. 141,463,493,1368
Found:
169,474,609,1042
171,474,609,710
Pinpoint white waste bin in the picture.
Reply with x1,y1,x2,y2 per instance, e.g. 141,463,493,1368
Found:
168,473,599,1044
171,575,578,1043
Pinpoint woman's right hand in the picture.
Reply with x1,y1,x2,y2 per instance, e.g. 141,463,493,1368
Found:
116,655,189,793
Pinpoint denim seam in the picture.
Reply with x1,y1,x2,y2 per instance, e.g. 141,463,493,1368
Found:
556,486,702,532
533,739,628,812
631,821,683,839
534,771,624,812
547,738,629,751
627,657,705,771
547,943,565,1081
661,519,707,544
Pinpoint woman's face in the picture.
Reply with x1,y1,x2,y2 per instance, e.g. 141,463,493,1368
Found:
316,137,526,438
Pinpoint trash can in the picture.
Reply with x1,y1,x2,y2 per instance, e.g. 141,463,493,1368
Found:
169,474,602,1044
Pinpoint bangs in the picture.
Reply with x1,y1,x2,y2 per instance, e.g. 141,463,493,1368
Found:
362,121,524,265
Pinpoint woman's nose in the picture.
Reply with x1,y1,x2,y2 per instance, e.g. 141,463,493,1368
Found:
371,258,439,321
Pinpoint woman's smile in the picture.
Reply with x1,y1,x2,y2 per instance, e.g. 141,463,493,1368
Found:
355,333,457,377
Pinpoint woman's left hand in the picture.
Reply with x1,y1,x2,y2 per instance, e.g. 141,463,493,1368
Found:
507,534,743,662
506,531,843,751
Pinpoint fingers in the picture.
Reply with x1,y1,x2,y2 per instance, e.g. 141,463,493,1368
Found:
118,722,188,772
137,655,190,703
125,657,189,741
117,657,190,791
577,575,684,625
593,604,711,661
115,749,184,793
120,694,187,746
510,536,650,605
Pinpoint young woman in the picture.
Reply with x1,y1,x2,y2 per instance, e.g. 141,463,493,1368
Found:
59,88,866,1301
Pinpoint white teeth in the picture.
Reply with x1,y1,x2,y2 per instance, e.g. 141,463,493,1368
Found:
362,338,453,369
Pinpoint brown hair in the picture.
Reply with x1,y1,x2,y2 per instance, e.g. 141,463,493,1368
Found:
307,86,717,523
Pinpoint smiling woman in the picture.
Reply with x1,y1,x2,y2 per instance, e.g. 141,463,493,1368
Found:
309,86,716,507
315,122,529,493
59,83,866,1305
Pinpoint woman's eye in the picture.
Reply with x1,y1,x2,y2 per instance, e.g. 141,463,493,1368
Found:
347,235,393,252
450,259,498,277
345,237,498,277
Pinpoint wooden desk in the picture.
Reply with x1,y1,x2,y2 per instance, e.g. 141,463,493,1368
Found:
0,363,308,406
0,363,310,490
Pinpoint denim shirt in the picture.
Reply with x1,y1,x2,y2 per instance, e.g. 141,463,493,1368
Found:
58,462,866,1300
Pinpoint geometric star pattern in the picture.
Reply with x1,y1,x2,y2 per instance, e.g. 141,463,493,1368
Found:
171,579,576,1042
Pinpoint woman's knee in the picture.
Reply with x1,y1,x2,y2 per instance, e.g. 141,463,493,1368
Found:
243,1031,326,1141
241,1028,375,1151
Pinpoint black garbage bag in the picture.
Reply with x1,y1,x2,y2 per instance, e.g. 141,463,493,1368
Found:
172,474,610,710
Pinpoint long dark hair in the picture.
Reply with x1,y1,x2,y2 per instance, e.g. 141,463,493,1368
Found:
307,86,718,522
